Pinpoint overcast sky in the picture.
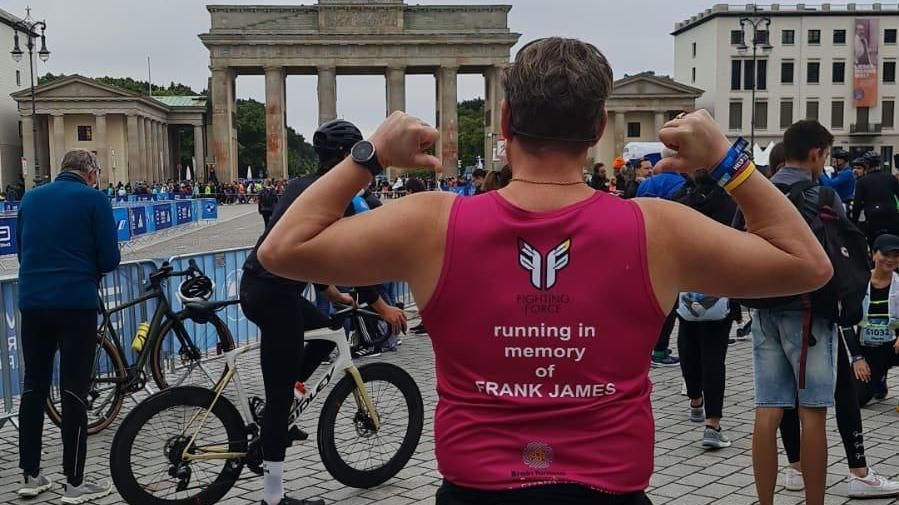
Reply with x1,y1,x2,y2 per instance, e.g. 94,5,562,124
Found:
0,1,832,138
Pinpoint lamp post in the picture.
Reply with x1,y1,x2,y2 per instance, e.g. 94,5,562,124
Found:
10,7,49,187
737,6,770,158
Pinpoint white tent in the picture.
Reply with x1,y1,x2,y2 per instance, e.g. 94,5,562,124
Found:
752,141,776,167
185,166,192,181
246,166,252,179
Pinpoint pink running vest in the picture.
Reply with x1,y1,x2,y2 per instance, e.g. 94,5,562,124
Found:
421,191,666,493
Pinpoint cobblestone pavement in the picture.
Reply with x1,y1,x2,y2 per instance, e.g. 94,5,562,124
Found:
4,319,899,505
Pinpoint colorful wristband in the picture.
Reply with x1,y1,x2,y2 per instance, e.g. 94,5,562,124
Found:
711,137,750,182
723,161,756,193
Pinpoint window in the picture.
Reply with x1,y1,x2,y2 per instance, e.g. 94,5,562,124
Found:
806,100,819,120
782,29,795,45
754,30,770,46
884,100,895,128
885,61,896,83
731,60,742,90
627,122,641,138
858,106,870,126
691,67,696,83
692,42,696,58
757,60,767,90
15,70,20,87
833,29,846,44
729,101,742,130
832,100,845,128
781,61,794,83
807,61,820,83
808,29,821,44
780,100,794,128
754,101,768,129
744,60,756,90
886,29,897,44
77,125,92,142
882,145,894,169
731,30,745,46
833,61,845,83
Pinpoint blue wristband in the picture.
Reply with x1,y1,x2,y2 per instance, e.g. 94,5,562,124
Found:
711,138,750,183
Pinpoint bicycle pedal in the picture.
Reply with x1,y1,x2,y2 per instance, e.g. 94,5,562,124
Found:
287,425,308,445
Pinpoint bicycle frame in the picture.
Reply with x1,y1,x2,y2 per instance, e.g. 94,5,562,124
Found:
179,325,382,462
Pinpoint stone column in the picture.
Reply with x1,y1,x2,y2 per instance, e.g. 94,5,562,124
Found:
386,66,406,114
161,123,169,181
654,111,666,136
21,114,35,188
265,66,288,179
211,66,236,182
152,120,161,183
437,66,459,176
318,66,337,125
146,118,155,183
126,114,140,183
136,116,146,182
50,114,66,180
95,114,109,187
194,125,205,181
484,65,505,170
613,111,626,159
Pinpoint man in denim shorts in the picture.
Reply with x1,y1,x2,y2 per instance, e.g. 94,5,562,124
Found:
744,121,840,505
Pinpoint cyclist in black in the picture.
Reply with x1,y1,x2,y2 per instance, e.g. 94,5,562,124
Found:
851,151,899,245
240,119,406,505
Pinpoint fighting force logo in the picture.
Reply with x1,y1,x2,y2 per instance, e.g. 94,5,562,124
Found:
518,238,571,290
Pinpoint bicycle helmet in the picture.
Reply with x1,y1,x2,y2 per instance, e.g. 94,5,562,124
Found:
177,275,215,303
863,150,882,169
313,119,363,157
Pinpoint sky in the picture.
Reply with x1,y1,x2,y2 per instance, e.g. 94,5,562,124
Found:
0,0,833,139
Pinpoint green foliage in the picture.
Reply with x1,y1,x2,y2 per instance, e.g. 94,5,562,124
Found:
39,73,197,96
458,98,485,168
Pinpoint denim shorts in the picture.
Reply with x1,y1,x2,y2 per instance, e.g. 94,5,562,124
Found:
751,309,837,408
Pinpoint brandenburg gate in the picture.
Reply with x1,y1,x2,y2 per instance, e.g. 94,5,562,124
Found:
200,0,520,180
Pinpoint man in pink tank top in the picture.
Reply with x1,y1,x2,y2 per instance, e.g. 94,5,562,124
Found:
258,38,832,505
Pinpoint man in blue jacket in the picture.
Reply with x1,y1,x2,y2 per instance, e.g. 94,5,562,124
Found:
821,149,855,206
16,150,119,503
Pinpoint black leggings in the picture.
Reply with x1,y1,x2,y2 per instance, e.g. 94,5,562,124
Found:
240,273,335,462
655,310,677,353
436,481,652,505
857,342,899,407
19,309,97,486
676,317,731,419
780,343,867,469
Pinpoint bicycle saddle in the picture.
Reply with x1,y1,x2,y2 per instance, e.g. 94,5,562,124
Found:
184,299,239,313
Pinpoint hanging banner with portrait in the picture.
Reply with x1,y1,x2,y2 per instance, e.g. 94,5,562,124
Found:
854,18,879,108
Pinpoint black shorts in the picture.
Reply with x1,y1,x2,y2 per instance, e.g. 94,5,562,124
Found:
436,480,652,505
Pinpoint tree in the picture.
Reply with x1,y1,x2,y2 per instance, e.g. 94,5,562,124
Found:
457,98,485,169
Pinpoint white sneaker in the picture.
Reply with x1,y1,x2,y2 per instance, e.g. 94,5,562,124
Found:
847,467,899,498
62,478,113,504
783,467,804,491
17,472,52,497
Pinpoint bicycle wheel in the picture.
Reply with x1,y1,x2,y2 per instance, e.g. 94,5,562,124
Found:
317,362,423,488
110,386,246,505
149,313,235,390
45,334,126,435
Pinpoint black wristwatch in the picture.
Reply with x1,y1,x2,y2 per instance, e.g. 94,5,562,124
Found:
351,140,384,177
852,354,866,363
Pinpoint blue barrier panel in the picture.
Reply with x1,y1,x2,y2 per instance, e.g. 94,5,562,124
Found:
0,277,22,407
113,207,131,242
0,216,17,256
175,200,193,225
131,206,147,236
153,203,173,230
200,198,218,220
5,201,19,213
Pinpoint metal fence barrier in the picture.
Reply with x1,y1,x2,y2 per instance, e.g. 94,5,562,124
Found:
0,246,413,426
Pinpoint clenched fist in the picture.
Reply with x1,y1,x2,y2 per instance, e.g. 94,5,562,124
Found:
370,111,442,172
654,109,732,175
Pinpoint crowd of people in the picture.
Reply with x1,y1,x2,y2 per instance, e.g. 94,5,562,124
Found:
13,35,899,505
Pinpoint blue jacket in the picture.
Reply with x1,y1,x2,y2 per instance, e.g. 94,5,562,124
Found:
17,172,121,310
820,167,856,202
636,172,686,200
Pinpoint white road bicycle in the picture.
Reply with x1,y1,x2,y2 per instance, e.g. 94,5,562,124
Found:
109,303,424,505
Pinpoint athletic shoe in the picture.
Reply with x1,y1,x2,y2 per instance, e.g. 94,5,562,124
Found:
689,403,704,423
700,427,732,449
262,496,326,505
650,350,680,368
62,478,113,504
352,348,381,359
847,467,899,498
16,473,51,498
783,467,805,491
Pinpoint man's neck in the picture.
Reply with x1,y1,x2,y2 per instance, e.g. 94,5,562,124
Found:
783,160,819,176
872,268,893,285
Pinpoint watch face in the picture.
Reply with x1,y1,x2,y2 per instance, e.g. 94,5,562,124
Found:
353,141,375,162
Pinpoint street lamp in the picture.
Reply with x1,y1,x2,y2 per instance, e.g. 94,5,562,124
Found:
10,7,49,187
737,6,771,158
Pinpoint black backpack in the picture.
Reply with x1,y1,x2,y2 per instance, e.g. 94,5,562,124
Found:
259,187,277,211
740,180,870,326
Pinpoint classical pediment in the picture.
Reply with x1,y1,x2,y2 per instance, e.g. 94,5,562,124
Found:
12,75,139,100
612,72,703,98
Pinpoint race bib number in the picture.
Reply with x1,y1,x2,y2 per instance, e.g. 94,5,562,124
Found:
861,319,895,346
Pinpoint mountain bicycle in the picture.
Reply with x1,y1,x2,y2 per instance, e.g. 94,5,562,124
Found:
45,259,237,435
109,303,424,505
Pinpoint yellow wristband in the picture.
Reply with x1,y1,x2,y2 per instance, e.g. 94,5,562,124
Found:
724,162,756,193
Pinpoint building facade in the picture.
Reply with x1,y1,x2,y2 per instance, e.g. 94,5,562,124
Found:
674,3,899,167
0,9,31,189
11,75,207,188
